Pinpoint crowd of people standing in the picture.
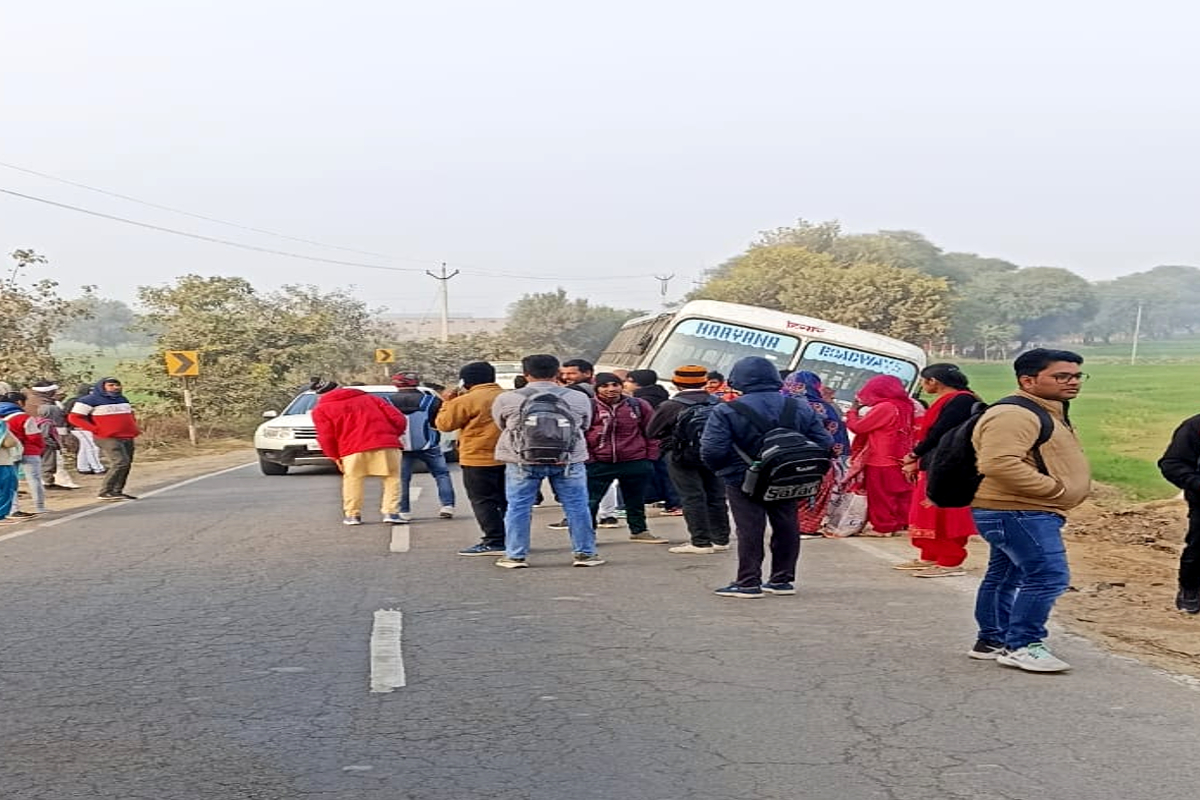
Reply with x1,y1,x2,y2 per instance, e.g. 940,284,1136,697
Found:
1,376,140,526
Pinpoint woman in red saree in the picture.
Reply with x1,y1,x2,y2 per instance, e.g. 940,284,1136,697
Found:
897,363,980,577
845,375,915,535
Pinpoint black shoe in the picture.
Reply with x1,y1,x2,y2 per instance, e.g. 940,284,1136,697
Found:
547,518,569,530
967,639,1006,660
45,484,76,491
10,511,36,518
1176,587,1200,614
97,492,125,501
118,493,138,500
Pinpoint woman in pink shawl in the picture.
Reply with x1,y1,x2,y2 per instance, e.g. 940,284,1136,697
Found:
845,375,915,535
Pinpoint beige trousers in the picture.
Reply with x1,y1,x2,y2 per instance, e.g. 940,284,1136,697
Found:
340,448,402,516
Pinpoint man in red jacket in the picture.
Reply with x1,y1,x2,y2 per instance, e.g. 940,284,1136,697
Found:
67,377,140,501
584,373,666,544
310,378,408,526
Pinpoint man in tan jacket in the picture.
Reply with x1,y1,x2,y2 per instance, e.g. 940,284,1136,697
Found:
969,348,1091,673
435,362,506,556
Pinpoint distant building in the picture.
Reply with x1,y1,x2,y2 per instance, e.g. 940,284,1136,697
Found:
380,315,507,340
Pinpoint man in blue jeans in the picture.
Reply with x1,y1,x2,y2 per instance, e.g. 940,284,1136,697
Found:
970,349,1092,673
386,372,457,522
491,354,604,568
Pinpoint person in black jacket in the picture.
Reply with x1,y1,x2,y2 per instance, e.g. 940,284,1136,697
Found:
647,365,730,553
700,356,833,598
1158,415,1200,614
898,364,981,578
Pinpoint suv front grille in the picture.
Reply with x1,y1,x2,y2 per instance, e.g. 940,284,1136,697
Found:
293,426,318,439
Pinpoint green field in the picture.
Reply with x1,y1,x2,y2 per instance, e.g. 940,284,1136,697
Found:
958,362,1196,501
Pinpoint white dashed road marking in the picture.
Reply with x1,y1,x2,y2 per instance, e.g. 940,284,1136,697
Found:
369,609,406,693
388,486,419,552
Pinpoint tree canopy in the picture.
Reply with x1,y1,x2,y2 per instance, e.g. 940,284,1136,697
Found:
503,289,643,361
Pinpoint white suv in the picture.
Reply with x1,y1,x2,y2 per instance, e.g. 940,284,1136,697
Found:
254,385,455,475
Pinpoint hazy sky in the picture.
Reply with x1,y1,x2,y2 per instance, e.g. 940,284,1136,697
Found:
3,1,1197,321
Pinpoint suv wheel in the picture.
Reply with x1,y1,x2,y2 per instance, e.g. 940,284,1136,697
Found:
259,457,289,476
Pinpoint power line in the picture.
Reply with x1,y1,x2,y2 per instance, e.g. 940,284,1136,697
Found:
0,160,402,261
0,187,426,273
0,180,664,283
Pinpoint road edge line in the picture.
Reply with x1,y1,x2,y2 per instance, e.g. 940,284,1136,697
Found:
0,462,255,544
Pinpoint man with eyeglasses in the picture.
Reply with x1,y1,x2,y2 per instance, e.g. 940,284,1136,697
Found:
968,349,1091,673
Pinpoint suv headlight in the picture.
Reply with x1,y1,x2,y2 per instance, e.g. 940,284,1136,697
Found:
262,427,294,440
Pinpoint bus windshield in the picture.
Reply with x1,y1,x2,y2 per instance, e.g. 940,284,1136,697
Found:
647,318,801,377
794,341,918,404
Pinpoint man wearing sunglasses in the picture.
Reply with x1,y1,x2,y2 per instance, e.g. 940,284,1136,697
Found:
968,349,1091,673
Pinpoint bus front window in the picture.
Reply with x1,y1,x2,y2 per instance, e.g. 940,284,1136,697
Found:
794,341,918,405
648,318,800,378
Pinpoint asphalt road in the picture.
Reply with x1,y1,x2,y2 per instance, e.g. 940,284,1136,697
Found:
2,462,1200,800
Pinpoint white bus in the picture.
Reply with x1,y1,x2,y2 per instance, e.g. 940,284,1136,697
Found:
597,300,927,403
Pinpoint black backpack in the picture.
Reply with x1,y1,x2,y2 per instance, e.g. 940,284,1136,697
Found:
515,391,580,465
669,394,719,467
925,396,1056,509
729,398,832,502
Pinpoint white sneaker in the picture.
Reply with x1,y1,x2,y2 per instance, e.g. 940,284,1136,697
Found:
668,543,716,554
996,643,1071,673
398,512,413,522
438,506,454,519
712,544,731,552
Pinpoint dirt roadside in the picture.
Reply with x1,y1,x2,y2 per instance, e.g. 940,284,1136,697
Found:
1055,498,1199,677
14,448,1199,677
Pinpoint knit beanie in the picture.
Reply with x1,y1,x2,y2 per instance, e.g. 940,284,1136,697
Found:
31,379,59,394
391,371,420,388
458,361,496,387
309,376,338,394
672,365,709,388
594,372,622,386
627,369,658,388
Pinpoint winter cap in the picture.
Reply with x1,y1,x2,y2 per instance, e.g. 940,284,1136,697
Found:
627,369,658,388
31,380,59,394
459,361,496,387
672,365,708,388
594,372,623,386
309,376,338,394
391,371,420,388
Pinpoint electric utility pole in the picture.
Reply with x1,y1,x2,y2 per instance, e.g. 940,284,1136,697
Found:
1130,300,1144,365
654,274,675,306
425,262,460,342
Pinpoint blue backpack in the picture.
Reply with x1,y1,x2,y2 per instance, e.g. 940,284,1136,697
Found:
400,393,440,451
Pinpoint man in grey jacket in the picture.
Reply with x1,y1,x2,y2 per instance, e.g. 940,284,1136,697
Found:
491,354,603,569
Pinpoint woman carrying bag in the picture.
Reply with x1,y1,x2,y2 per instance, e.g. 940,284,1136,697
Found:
897,364,980,577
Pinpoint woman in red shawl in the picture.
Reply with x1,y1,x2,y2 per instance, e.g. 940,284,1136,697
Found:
897,364,980,577
845,375,915,535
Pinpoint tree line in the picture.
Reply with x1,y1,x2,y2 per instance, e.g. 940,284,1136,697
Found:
692,219,1199,356
3,252,639,430
6,224,1196,432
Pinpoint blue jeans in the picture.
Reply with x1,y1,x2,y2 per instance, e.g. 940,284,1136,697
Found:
400,449,456,512
972,510,1070,650
0,464,17,519
503,463,596,559
18,456,46,512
